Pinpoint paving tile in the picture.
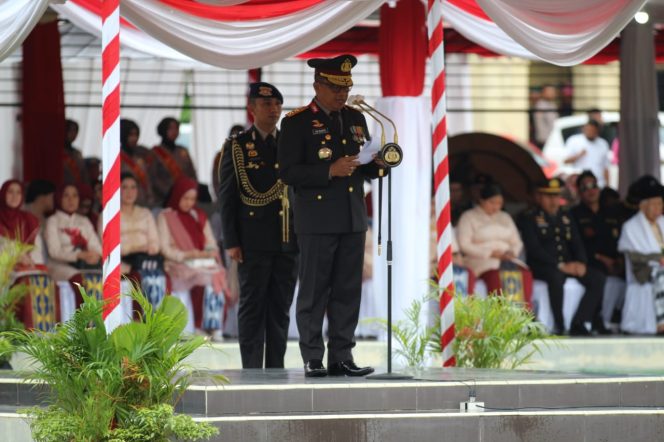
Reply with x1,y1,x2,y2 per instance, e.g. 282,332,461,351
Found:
481,414,585,442
0,383,17,407
208,421,267,442
312,386,416,413
583,382,622,407
17,383,48,406
180,389,205,415
416,385,467,411
367,415,481,442
518,383,589,408
474,384,520,409
585,414,664,442
620,381,659,406
268,418,367,442
207,388,312,415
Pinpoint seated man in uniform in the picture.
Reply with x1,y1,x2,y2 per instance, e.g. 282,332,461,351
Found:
518,178,605,335
571,170,623,333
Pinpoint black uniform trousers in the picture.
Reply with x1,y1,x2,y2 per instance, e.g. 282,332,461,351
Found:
296,232,365,365
533,266,606,331
237,251,297,368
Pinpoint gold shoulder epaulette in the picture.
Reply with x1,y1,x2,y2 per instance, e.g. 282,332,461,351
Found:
285,106,307,118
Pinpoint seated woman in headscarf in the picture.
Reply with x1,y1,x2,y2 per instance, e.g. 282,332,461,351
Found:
0,180,58,330
157,177,229,339
457,183,532,305
120,173,167,311
45,184,102,308
0,179,43,265
618,175,664,334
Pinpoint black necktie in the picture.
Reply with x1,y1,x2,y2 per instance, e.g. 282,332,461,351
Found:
329,111,342,135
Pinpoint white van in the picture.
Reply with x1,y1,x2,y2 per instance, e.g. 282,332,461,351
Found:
541,112,664,188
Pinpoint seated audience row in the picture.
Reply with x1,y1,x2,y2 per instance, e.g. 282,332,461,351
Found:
66,117,200,209
0,175,230,340
450,171,664,336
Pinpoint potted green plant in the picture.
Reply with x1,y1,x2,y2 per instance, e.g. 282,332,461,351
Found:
429,292,552,369
4,284,221,441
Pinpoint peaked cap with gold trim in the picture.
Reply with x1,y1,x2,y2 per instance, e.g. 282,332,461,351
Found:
248,81,283,104
307,54,357,87
537,177,565,195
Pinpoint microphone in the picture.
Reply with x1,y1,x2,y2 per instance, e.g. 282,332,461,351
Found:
346,96,403,168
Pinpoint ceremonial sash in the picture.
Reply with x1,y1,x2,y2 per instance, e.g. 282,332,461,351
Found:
152,146,184,179
63,153,83,185
121,151,149,188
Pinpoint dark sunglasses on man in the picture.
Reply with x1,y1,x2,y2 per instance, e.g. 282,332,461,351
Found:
579,182,599,192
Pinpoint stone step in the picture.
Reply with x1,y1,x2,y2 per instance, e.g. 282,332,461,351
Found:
196,409,664,442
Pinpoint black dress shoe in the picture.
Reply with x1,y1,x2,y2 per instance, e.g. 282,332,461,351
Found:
569,322,591,336
328,360,375,377
304,359,327,378
592,319,612,335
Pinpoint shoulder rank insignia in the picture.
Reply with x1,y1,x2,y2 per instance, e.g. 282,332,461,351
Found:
285,106,307,118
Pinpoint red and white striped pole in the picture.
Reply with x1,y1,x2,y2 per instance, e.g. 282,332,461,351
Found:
101,0,122,330
428,0,455,366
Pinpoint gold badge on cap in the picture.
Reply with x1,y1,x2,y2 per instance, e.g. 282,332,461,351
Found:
258,86,272,96
318,147,332,160
341,58,353,73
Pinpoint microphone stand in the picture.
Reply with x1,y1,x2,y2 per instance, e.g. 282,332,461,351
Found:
350,99,411,381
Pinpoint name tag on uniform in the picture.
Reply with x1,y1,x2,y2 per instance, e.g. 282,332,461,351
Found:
312,120,328,136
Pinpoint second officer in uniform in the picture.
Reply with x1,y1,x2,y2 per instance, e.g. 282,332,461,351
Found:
218,82,297,369
518,178,605,335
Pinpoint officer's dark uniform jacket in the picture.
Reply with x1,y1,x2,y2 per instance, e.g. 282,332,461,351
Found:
519,207,588,274
277,100,384,233
570,204,622,272
218,126,295,252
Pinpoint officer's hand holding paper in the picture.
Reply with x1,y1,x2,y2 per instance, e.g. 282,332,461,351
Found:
358,139,381,165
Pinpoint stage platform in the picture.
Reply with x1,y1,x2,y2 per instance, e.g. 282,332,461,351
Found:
181,336,664,374
1,368,664,441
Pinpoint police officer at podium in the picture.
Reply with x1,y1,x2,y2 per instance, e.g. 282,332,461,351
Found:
518,178,605,335
278,55,386,377
218,82,297,369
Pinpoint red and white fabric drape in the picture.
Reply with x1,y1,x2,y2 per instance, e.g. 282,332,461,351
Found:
54,0,385,69
445,0,648,65
0,0,51,62
2,0,651,67
46,0,650,68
